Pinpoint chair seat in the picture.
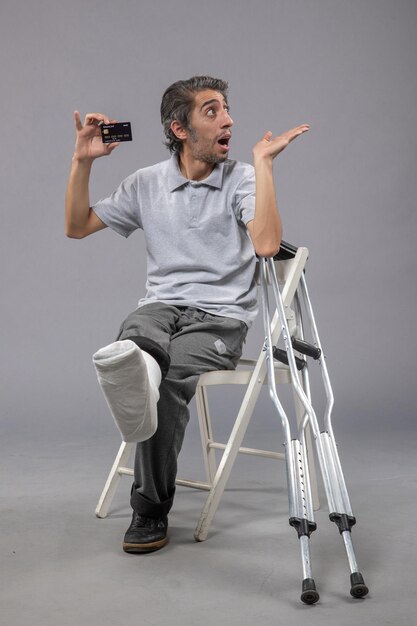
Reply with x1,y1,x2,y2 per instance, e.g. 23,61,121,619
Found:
197,361,291,387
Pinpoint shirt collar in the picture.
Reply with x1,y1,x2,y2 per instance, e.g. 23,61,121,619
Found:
168,153,224,191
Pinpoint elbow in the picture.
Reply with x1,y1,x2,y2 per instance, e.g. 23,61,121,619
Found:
65,224,86,239
255,246,280,259
249,223,282,258
254,240,281,259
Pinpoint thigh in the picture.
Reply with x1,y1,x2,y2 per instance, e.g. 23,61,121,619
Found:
168,313,248,381
117,302,181,352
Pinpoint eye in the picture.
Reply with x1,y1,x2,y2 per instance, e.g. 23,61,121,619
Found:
206,108,216,117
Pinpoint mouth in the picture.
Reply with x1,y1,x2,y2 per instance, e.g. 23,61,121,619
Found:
217,133,231,151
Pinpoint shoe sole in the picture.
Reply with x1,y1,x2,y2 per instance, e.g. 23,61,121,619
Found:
123,536,169,554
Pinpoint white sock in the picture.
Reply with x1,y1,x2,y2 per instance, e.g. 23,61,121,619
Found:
92,340,161,442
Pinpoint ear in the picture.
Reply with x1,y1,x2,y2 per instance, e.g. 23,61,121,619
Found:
170,120,188,142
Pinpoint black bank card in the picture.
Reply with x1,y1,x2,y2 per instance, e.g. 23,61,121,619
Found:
101,122,132,143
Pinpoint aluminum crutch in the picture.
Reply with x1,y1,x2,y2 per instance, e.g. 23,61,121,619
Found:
259,257,319,605
295,269,369,599
262,253,369,602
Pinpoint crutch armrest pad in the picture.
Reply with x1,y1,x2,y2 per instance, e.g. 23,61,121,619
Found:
274,240,298,261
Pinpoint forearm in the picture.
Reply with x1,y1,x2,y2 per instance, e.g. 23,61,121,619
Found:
65,156,94,238
250,124,309,256
252,156,282,257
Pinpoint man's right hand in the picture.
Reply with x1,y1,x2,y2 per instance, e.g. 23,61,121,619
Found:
73,111,120,162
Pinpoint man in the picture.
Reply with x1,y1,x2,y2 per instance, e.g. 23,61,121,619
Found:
65,76,309,554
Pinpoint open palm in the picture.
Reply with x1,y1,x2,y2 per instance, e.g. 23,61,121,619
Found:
253,124,310,161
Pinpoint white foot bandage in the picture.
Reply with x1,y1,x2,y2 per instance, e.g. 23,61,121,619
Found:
93,340,161,442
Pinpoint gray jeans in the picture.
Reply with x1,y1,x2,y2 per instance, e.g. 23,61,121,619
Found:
117,303,248,518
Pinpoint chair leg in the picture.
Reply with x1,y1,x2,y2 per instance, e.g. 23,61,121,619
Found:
95,441,134,518
195,385,217,485
194,362,266,542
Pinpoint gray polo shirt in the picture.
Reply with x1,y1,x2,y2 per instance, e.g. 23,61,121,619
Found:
92,153,258,326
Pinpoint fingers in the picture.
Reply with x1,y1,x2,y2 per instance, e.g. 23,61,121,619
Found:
74,111,117,134
106,142,120,154
262,130,273,142
266,124,309,148
254,123,310,161
74,110,83,131
294,123,310,132
282,123,310,142
74,111,113,133
84,112,111,126
286,123,310,134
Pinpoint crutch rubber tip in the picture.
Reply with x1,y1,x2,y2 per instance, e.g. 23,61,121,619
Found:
301,578,320,605
350,572,369,598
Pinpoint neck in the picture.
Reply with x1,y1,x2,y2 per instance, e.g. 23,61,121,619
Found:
177,150,215,181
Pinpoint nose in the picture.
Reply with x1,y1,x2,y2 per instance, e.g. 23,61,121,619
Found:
222,109,233,127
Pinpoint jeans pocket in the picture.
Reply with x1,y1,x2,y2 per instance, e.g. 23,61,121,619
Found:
216,318,248,358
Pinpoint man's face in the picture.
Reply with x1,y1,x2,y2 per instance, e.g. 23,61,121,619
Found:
185,89,234,165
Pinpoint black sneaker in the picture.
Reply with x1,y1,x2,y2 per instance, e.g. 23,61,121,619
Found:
123,512,168,553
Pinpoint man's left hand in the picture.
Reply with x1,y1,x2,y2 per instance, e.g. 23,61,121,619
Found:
253,124,310,162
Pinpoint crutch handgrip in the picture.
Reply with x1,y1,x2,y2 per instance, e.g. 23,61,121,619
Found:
273,347,306,370
291,337,321,360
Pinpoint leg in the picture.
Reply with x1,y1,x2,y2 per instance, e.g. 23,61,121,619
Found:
93,340,160,442
106,305,247,553
116,302,179,378
129,309,247,523
93,304,179,442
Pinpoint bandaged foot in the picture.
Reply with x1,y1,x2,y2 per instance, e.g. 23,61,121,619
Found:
93,340,161,442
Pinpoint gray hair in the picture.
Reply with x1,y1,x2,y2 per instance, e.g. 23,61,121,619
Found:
160,76,229,153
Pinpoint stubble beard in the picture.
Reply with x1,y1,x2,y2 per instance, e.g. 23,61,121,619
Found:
188,126,228,165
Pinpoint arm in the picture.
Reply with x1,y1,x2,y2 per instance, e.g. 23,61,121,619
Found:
247,124,310,257
65,111,119,239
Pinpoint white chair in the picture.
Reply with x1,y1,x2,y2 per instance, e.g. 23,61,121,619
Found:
95,245,319,541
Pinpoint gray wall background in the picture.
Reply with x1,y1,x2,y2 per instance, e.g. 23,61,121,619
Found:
1,0,416,445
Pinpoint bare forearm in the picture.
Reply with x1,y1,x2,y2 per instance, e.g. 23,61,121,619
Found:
65,111,117,238
250,124,309,257
252,156,282,257
65,157,94,237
